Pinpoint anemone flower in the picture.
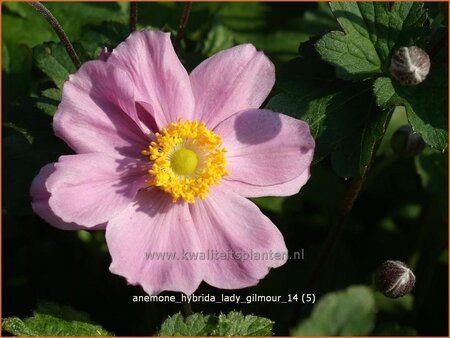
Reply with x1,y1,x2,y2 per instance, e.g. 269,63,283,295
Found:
31,30,315,295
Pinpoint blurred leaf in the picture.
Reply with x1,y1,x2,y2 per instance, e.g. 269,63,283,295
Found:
3,100,69,216
2,301,112,336
2,43,32,110
202,24,234,57
372,323,418,335
158,311,273,336
3,3,126,48
300,3,339,36
3,133,39,216
415,151,448,220
80,21,129,58
3,122,34,144
251,197,285,214
291,286,376,336
42,3,127,40
3,2,29,18
215,3,323,63
33,42,87,89
267,41,389,177
36,88,61,116
316,2,427,80
3,4,55,48
2,43,10,72
374,293,414,314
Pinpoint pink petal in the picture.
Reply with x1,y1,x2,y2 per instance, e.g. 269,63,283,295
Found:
107,30,195,127
30,163,105,230
106,189,203,295
215,109,314,190
190,44,275,129
222,169,311,198
189,186,287,289
47,153,149,227
54,60,151,158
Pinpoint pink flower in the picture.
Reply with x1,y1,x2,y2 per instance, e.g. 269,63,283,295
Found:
30,30,315,295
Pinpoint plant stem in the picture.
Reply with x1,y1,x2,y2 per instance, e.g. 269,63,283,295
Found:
174,2,193,54
28,2,81,69
289,108,394,327
129,2,138,33
182,300,193,317
288,178,367,328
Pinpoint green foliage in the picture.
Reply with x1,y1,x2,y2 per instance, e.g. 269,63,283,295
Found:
316,2,427,80
213,311,273,336
372,323,418,335
158,311,273,336
2,2,448,336
33,42,87,89
251,197,285,214
267,41,391,178
291,286,376,336
201,24,234,57
80,21,129,58
374,293,414,314
373,48,448,151
2,301,112,336
315,2,447,151
36,88,62,116
158,313,217,336
415,151,448,220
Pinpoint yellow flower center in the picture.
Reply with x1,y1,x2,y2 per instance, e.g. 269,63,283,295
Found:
142,119,228,203
171,148,198,175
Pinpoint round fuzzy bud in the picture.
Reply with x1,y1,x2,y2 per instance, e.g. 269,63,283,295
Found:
390,46,430,85
375,260,416,298
391,124,425,157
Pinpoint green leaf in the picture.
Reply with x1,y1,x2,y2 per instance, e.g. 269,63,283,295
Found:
2,43,32,109
2,122,34,144
33,42,76,88
158,313,216,336
80,21,129,58
36,88,61,116
331,107,392,178
372,323,418,336
2,301,112,336
316,30,382,80
251,197,285,213
33,42,87,88
214,3,332,63
2,43,10,72
373,47,448,151
291,286,376,336
415,151,448,220
316,2,428,80
3,3,127,49
213,311,273,336
267,41,390,177
202,24,234,57
374,293,414,315
158,311,273,336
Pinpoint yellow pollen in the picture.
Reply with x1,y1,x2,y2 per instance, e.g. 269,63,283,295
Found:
142,119,228,203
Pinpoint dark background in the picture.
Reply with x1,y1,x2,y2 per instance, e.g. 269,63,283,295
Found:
2,2,448,336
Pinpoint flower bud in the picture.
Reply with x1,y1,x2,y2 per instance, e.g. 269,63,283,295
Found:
391,46,430,85
375,260,416,298
391,124,425,157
